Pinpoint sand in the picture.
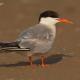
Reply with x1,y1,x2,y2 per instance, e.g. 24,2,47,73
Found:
0,0,80,80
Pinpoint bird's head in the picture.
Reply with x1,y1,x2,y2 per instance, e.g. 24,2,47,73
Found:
39,10,73,25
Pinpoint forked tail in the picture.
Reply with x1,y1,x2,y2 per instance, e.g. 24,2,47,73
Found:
0,42,19,48
0,42,30,51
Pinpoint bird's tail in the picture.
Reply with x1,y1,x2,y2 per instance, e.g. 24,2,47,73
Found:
0,41,30,51
0,42,19,48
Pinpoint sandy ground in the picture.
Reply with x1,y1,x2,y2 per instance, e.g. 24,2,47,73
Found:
0,0,80,80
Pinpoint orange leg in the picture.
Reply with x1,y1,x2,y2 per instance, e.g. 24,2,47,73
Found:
29,56,33,66
40,55,48,68
28,56,36,67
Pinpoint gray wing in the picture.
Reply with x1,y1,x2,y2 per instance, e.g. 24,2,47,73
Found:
16,24,55,50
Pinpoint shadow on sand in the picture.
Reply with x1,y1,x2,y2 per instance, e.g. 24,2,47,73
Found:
0,54,69,67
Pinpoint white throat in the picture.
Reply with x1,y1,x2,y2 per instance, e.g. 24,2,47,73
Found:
39,17,57,37
39,17,58,28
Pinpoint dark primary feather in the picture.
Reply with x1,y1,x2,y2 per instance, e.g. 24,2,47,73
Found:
0,42,19,48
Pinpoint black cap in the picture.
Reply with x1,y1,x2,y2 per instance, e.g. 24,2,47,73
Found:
39,10,59,21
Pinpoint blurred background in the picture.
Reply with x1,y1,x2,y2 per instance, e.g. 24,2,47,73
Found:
0,0,80,80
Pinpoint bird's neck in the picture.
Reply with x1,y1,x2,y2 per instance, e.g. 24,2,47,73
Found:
39,17,56,29
39,21,56,30
39,18,56,40
39,20,56,36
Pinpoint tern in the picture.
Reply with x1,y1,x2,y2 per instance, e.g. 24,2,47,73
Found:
0,10,73,67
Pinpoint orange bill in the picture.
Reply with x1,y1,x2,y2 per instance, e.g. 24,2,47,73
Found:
57,18,73,24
